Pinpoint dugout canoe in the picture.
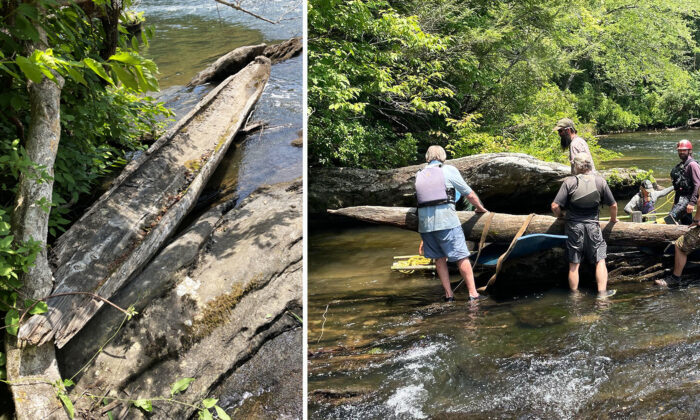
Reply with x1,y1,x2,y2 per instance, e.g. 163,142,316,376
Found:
19,57,272,348
328,206,690,247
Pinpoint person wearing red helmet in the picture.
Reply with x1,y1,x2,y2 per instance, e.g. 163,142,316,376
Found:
665,139,700,225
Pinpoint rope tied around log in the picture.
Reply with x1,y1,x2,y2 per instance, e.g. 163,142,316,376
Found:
477,213,536,293
454,212,494,293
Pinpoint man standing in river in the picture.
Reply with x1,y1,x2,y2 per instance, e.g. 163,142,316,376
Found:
555,118,595,174
665,140,700,225
416,145,488,302
551,153,617,298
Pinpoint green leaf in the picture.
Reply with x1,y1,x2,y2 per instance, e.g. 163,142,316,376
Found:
5,309,19,336
170,377,195,396
202,398,217,408
111,63,138,91
15,56,43,83
64,66,87,86
0,266,12,277
0,63,21,80
25,299,48,315
133,399,152,412
109,51,141,66
13,15,39,42
83,58,114,85
0,352,6,366
198,409,213,420
215,406,231,420
58,392,75,419
63,378,75,388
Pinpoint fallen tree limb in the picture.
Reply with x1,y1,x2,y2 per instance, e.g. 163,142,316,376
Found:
188,37,302,87
328,206,689,247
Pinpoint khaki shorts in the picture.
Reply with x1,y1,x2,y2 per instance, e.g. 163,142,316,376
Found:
675,225,700,254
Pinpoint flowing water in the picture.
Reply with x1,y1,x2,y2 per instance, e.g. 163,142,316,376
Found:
138,0,302,206
308,132,700,418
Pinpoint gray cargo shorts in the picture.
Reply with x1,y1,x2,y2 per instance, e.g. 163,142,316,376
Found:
565,221,607,264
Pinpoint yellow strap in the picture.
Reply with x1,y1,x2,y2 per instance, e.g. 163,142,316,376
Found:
472,212,494,272
480,213,536,292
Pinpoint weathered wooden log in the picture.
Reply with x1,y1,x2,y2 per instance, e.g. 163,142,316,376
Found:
328,206,690,247
263,36,303,63
19,57,272,348
63,179,302,419
187,44,267,87
309,153,645,216
188,37,302,87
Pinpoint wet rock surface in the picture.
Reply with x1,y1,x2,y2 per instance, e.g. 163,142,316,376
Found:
61,179,302,419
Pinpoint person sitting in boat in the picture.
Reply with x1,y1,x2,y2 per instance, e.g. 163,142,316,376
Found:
416,145,488,302
623,180,673,217
656,196,700,287
665,140,700,225
551,153,618,298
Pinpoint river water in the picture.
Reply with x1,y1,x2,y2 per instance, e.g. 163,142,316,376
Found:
308,132,700,418
138,0,302,207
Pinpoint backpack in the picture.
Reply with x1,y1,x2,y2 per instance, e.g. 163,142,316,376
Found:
569,174,601,209
671,160,694,197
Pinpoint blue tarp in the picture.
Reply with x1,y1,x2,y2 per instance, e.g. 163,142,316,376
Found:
476,233,567,266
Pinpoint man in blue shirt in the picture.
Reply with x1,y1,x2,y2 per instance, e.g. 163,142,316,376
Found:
416,145,488,301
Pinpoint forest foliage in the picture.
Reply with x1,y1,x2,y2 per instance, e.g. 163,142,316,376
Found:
309,0,700,169
0,0,169,325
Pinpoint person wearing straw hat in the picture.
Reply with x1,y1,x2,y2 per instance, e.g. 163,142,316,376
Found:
623,180,673,217
551,153,617,298
554,118,595,174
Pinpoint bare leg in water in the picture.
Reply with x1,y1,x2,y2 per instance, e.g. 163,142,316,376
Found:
434,257,453,299
595,259,608,294
456,257,479,298
568,262,580,291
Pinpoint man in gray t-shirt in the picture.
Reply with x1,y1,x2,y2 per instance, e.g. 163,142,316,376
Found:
551,153,617,298
554,118,596,174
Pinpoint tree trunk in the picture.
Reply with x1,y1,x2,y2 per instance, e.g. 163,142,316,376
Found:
99,0,121,60
309,153,646,216
328,206,689,247
19,57,271,349
7,24,68,420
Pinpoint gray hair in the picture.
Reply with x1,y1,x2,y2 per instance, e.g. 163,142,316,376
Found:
573,152,593,174
425,145,447,163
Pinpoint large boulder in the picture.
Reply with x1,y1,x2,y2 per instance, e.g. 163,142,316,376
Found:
309,153,645,218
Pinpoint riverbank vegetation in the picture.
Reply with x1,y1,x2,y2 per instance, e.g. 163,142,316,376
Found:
309,0,700,169
0,0,170,296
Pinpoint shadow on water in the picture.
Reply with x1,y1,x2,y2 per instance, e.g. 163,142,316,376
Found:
308,224,700,418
